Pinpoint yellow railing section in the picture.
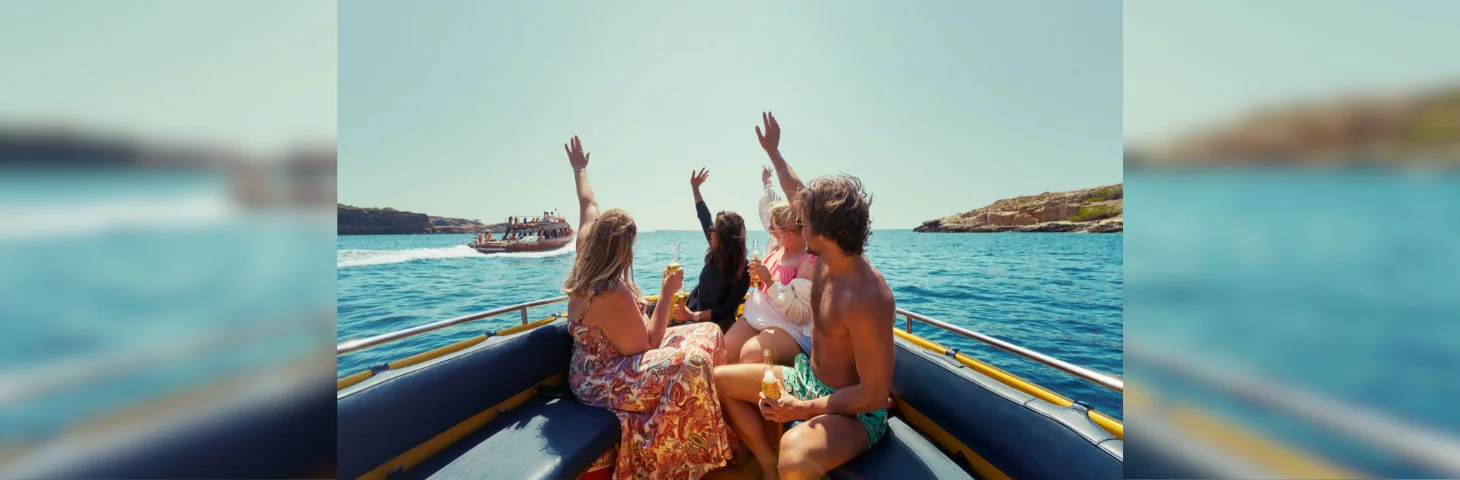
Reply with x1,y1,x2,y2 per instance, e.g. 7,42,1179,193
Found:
340,305,1123,438
893,329,1123,440
894,398,1011,480
337,298,1132,479
1129,381,1363,479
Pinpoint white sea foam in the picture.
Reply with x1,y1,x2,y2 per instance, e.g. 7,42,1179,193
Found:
337,242,575,268
0,192,237,243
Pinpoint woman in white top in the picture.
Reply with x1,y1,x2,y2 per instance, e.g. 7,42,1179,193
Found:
725,166,816,365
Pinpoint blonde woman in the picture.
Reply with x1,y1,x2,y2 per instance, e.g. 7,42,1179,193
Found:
723,166,816,366
559,136,734,479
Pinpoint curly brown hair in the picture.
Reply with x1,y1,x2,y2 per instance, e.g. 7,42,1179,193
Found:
795,175,872,255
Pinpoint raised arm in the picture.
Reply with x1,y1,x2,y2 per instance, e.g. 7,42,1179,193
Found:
756,112,806,209
757,165,781,230
690,168,712,241
565,136,600,238
691,168,710,205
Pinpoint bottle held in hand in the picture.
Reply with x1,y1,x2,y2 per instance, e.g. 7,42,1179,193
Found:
750,239,761,286
665,241,682,275
761,349,781,401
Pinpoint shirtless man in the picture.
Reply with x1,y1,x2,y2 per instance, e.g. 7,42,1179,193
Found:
714,112,896,480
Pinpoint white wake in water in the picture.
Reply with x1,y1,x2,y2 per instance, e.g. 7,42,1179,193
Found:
337,245,480,268
0,192,237,243
337,242,575,268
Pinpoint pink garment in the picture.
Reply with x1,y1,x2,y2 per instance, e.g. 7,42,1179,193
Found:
759,248,814,291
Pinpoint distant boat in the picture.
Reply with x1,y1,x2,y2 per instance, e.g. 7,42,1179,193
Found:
470,214,574,253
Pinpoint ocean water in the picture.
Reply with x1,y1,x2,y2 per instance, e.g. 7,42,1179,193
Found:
337,229,1125,418
1126,170,1460,477
0,170,334,443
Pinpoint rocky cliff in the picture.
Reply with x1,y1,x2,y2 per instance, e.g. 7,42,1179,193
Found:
430,216,506,234
915,184,1123,233
338,204,500,235
1128,86,1460,167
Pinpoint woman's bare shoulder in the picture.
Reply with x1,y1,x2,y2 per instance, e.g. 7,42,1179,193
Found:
596,282,638,311
795,254,817,279
576,281,635,325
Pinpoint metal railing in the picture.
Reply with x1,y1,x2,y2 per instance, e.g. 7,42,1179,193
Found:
335,296,1123,397
898,308,1124,393
1127,342,1460,477
336,296,568,355
2,309,333,406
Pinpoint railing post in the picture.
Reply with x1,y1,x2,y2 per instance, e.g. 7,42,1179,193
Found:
904,315,912,333
520,309,528,325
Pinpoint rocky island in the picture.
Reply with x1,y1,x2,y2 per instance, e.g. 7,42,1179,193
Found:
915,184,1122,233
338,204,502,235
1127,86,1460,167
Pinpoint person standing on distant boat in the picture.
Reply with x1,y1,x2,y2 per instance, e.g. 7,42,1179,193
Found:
559,135,735,479
715,113,895,480
667,168,752,331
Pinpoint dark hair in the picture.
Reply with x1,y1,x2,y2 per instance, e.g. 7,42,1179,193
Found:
795,175,872,255
705,211,747,282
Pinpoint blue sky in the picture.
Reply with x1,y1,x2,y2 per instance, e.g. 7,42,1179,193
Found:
1125,0,1460,145
339,1,1121,230
0,1,336,158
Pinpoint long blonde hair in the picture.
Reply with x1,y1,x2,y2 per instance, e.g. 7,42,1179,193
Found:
768,201,798,233
564,209,640,299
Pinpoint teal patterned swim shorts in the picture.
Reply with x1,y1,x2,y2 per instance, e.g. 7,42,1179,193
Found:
780,353,889,445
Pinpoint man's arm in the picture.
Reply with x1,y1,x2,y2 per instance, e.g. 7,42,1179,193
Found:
756,112,806,209
801,292,896,416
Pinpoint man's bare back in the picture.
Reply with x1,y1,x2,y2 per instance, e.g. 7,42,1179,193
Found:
807,256,895,391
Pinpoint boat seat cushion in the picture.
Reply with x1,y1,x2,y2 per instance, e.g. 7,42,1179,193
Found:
832,417,975,480
890,338,1123,479
399,396,621,480
337,322,575,479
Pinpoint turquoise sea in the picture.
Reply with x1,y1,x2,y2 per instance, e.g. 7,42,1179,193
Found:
336,229,1125,419
1124,170,1460,478
0,170,334,444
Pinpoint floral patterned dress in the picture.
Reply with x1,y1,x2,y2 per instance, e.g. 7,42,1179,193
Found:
569,295,736,479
